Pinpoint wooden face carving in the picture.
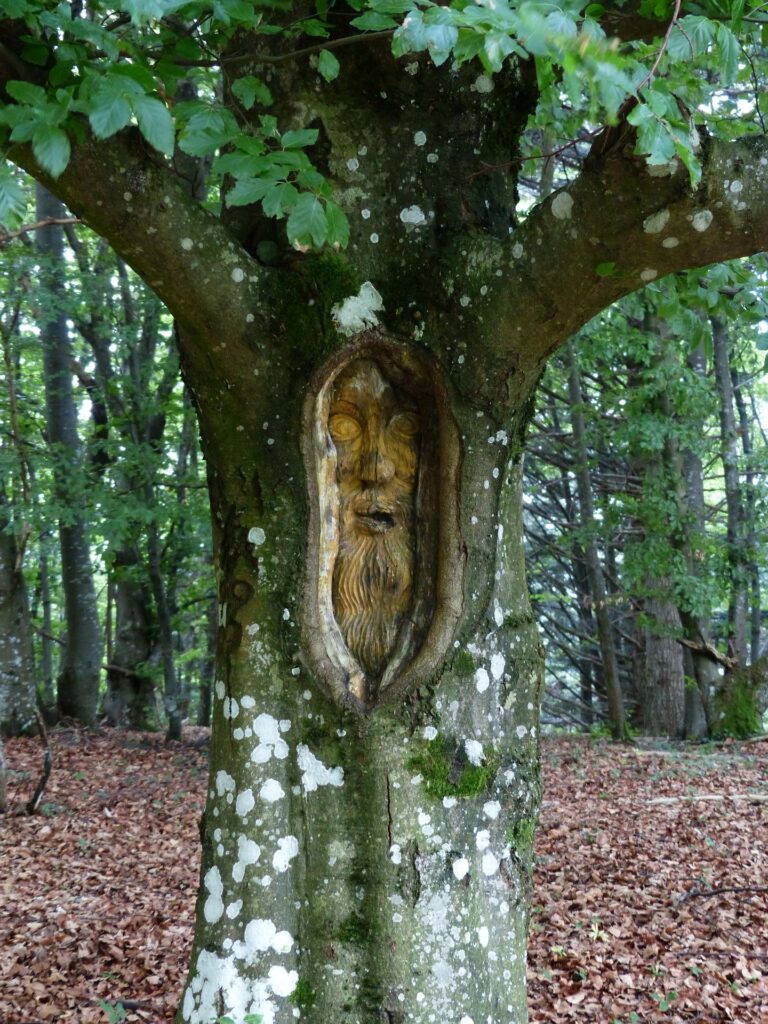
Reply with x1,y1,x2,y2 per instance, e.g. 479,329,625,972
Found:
303,339,463,713
329,360,420,679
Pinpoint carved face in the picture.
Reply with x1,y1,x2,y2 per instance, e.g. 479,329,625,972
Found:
328,360,420,679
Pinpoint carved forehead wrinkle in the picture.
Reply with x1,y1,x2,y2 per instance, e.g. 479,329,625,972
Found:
332,359,392,408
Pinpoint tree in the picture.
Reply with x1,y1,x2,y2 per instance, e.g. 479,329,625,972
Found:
4,3,768,1021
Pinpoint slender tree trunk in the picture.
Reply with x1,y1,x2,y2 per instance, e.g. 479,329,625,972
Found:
711,316,748,665
0,490,37,735
37,184,101,724
730,362,761,662
566,345,626,740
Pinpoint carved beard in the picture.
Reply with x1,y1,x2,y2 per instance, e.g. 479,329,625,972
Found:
333,518,414,679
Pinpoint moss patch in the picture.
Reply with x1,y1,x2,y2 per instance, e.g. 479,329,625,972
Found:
506,816,536,853
289,978,317,1013
714,676,761,739
408,735,499,800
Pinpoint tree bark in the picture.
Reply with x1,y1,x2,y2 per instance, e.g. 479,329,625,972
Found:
711,316,749,666
0,489,37,735
36,184,101,724
566,346,626,740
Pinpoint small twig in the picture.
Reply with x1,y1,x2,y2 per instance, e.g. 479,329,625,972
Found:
0,217,81,247
151,28,395,68
678,885,768,903
636,0,683,93
649,793,768,805
25,710,52,815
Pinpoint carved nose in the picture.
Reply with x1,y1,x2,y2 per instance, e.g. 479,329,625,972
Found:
361,444,395,484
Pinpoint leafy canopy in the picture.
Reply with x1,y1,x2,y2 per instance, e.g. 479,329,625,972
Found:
1,0,766,245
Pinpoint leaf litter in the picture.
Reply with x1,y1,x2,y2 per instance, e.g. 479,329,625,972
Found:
0,730,766,1022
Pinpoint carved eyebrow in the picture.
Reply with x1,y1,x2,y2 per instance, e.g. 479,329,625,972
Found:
329,400,364,423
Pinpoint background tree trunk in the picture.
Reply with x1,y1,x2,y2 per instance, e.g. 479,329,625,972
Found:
36,184,101,724
0,489,37,735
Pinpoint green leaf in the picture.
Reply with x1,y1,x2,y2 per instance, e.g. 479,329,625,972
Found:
5,79,48,107
0,161,26,228
287,192,327,247
595,261,617,277
262,181,298,218
89,90,132,140
32,124,71,177
350,11,397,31
715,24,739,85
231,76,273,110
281,128,319,149
324,200,349,248
317,49,340,83
227,176,280,206
133,94,175,155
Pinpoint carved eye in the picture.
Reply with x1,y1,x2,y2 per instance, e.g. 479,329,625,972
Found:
329,413,362,443
389,412,420,439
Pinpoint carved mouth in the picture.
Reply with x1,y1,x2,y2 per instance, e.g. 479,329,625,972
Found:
357,509,396,532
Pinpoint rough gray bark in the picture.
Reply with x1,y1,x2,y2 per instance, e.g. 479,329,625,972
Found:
36,185,102,724
730,361,761,662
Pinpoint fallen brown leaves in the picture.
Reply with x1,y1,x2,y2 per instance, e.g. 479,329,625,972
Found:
529,737,768,1023
0,728,208,1024
0,730,766,1023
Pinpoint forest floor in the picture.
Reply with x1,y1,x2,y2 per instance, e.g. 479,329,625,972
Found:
0,730,766,1024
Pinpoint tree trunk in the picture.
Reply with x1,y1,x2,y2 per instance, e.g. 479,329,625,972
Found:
36,184,101,724
634,594,686,738
0,490,37,735
565,346,626,740
730,362,761,662
711,316,748,666
104,548,156,729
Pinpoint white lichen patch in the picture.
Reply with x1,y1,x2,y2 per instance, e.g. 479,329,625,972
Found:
272,835,299,873
226,900,242,920
452,856,469,880
483,800,501,820
475,667,490,693
399,205,428,227
223,697,239,720
250,714,290,764
248,526,266,547
477,925,490,948
662,237,679,248
390,843,402,865
331,281,384,337
640,268,658,283
203,866,224,923
231,267,245,283
268,965,298,997
692,209,713,232
181,237,193,250
643,209,670,234
297,743,344,792
414,131,427,146
481,851,500,875
259,778,285,803
423,725,438,740
216,771,236,797
475,829,491,851
464,739,484,766
232,835,261,883
550,191,574,220
490,653,505,680
235,789,255,817
472,74,494,93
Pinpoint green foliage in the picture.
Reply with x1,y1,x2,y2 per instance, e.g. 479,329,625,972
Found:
2,0,766,239
407,734,499,799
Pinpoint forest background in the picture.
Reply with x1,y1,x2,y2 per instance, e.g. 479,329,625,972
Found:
3,172,768,743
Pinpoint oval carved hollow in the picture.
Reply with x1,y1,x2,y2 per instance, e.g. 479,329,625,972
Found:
302,336,464,712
